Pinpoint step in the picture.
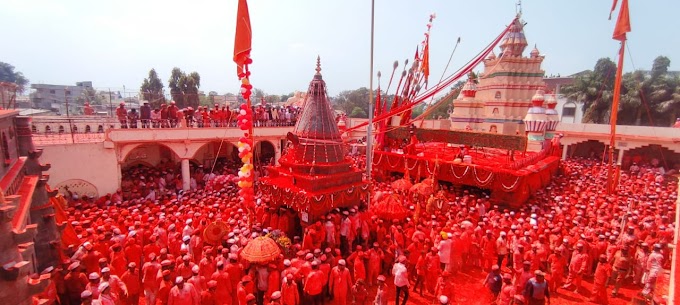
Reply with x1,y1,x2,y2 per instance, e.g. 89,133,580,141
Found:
13,224,38,244
17,242,36,262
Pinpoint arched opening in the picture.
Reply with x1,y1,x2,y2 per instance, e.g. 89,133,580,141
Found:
85,125,91,133
58,125,65,134
97,125,104,133
566,140,609,160
494,91,501,99
193,141,240,174
121,144,181,199
31,125,37,133
254,141,276,167
72,125,78,133
489,125,498,133
623,144,680,173
45,126,51,133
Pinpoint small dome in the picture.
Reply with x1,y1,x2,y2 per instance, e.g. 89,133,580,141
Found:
486,50,497,60
530,45,540,58
531,89,545,107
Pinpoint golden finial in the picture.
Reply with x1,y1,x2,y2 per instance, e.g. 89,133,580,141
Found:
315,56,321,75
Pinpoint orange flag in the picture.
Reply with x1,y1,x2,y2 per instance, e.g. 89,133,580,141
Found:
608,0,619,20
233,0,252,76
421,37,430,84
612,0,631,41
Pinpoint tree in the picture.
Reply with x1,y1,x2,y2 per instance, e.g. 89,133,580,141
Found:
561,58,616,123
167,68,201,108
334,87,370,116
140,68,165,107
168,67,184,105
264,95,280,105
563,55,679,126
350,106,367,118
0,62,29,93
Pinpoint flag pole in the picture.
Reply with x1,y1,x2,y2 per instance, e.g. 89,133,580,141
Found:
366,0,375,206
607,39,625,194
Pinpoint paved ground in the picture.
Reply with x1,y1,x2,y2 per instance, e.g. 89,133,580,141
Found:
357,266,670,305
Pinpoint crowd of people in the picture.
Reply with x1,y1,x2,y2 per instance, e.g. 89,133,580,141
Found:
111,102,303,129
40,157,676,305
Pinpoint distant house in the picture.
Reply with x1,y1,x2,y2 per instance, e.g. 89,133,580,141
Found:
543,75,582,123
30,82,93,113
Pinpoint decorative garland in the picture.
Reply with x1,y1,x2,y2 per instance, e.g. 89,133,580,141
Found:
500,175,521,191
473,166,494,186
450,164,470,179
236,64,255,211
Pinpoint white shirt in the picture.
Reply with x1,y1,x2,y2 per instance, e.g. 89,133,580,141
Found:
438,239,452,264
391,262,409,287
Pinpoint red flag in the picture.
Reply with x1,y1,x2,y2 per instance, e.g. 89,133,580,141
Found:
375,86,382,117
421,37,430,83
612,0,631,41
608,0,619,20
233,0,252,76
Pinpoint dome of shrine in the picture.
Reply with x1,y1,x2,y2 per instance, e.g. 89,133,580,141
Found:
499,19,528,57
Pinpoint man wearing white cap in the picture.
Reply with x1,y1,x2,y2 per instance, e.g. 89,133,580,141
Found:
168,276,199,305
392,256,410,305
98,282,116,305
102,266,128,302
438,295,449,305
329,259,352,305
86,272,102,299
496,231,509,269
372,275,387,305
80,290,102,305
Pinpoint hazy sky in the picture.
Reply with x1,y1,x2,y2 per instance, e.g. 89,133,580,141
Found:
2,0,678,97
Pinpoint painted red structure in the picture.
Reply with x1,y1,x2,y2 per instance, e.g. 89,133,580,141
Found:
260,58,369,223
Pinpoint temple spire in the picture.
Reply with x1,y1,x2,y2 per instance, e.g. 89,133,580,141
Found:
315,55,321,75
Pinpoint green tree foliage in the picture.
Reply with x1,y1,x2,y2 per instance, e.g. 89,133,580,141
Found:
561,58,616,123
167,68,201,108
350,106,367,118
334,87,370,117
563,56,679,126
140,68,165,107
0,62,29,93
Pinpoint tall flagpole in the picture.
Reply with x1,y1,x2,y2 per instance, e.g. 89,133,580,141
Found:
607,39,625,194
366,0,375,205
367,1,375,171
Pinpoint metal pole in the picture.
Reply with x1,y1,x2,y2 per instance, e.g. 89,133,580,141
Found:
366,0,375,206
109,88,113,117
64,89,70,117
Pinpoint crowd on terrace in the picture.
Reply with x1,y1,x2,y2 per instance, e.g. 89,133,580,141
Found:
108,102,303,129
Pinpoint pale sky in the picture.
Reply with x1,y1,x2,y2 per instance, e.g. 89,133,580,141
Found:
2,0,678,97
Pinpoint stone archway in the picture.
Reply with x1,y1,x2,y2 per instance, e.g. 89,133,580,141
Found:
123,143,180,169
565,139,613,160
623,144,680,172
192,141,240,170
254,140,276,167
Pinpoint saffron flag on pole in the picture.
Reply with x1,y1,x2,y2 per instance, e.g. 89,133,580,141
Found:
612,0,631,41
233,0,252,77
421,36,430,85
608,0,619,20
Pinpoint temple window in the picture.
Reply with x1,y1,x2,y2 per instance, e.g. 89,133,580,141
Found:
494,91,501,99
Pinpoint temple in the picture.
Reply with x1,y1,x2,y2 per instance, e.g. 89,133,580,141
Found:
450,18,546,134
260,57,369,224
